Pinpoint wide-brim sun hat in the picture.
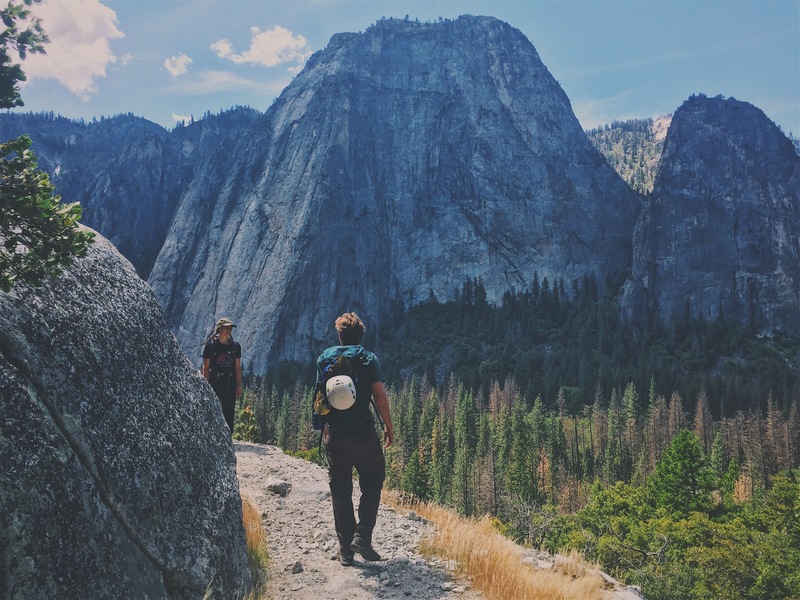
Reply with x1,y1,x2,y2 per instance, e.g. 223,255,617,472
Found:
215,317,236,331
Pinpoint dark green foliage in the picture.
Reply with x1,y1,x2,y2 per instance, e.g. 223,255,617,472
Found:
251,276,800,599
1,1,94,292
0,136,94,291
250,362,799,599
649,429,713,515
0,0,48,110
379,277,799,416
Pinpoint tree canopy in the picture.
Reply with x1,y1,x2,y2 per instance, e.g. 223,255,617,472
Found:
1,0,93,292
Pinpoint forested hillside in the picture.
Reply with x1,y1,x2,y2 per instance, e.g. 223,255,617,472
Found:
232,277,800,600
587,116,671,195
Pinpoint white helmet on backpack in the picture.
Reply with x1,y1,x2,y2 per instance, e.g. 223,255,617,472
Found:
326,375,357,410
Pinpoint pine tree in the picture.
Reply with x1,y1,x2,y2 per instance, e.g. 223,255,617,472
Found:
453,385,477,514
276,390,292,449
646,394,669,472
400,449,425,497
650,429,713,515
296,383,315,450
709,430,727,487
591,384,607,470
622,381,640,458
693,388,714,453
788,400,800,468
507,395,534,502
430,409,454,505
668,391,686,441
400,376,422,463
765,392,788,472
547,417,568,505
476,412,499,515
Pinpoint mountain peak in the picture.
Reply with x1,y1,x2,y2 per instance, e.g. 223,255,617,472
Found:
145,13,640,369
622,94,800,334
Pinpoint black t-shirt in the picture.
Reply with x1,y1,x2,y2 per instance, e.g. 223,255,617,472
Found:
203,338,241,377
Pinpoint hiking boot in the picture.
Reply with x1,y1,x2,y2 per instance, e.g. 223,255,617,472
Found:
350,536,381,561
338,548,354,567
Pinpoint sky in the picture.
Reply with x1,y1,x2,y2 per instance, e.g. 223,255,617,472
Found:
8,0,800,136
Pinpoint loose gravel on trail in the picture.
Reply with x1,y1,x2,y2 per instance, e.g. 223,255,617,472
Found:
235,442,483,599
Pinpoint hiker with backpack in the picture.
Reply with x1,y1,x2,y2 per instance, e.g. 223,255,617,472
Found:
314,312,394,566
202,317,242,431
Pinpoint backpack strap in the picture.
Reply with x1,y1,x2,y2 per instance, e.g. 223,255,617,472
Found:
349,353,385,431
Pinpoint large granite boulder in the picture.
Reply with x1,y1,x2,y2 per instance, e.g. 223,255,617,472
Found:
0,230,252,598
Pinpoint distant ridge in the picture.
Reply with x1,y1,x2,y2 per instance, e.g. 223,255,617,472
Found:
587,115,672,195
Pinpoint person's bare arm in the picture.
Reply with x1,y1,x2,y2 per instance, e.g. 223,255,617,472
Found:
371,381,394,447
202,358,211,380
235,358,243,397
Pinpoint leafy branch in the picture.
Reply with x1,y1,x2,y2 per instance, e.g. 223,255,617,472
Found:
1,1,93,292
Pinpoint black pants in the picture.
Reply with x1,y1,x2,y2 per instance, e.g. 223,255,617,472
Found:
325,421,385,551
210,376,236,431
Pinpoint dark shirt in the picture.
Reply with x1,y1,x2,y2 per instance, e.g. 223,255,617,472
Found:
203,337,241,378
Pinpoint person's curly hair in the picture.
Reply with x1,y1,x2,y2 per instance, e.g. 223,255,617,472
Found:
335,312,365,345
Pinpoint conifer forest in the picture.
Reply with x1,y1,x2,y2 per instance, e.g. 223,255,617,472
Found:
236,278,800,600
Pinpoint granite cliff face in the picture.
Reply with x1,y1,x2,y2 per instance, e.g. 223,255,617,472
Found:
621,96,800,334
0,109,261,279
147,16,640,369
0,230,252,598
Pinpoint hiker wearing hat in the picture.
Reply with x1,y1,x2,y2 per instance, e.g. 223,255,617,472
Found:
316,312,394,566
202,317,242,431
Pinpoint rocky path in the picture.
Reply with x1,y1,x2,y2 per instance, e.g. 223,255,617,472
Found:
234,442,644,600
235,442,484,600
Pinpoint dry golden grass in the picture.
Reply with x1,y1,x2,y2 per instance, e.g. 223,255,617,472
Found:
204,494,270,600
240,493,270,598
385,491,610,600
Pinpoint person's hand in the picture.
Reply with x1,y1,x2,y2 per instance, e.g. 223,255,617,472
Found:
383,427,394,448
322,423,330,444
235,384,243,398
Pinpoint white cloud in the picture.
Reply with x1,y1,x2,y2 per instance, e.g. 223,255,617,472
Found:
211,25,312,70
172,112,192,124
23,0,124,101
571,90,640,130
164,70,288,97
164,53,193,78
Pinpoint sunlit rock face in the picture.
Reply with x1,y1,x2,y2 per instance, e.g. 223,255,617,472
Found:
145,16,640,370
0,230,252,599
621,95,800,335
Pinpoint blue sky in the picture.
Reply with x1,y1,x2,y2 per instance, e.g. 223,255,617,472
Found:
11,0,800,136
